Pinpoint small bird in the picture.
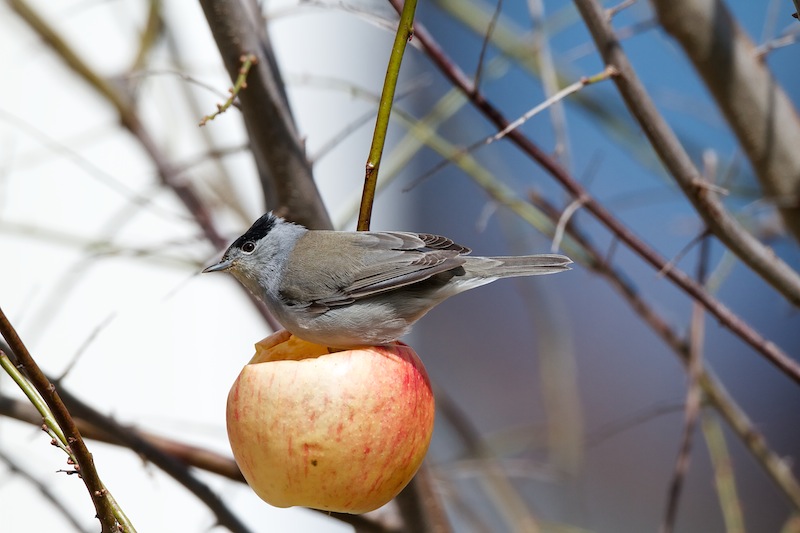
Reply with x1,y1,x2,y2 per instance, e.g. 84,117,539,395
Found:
203,212,572,348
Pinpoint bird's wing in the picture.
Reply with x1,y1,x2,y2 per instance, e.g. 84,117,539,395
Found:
279,231,470,310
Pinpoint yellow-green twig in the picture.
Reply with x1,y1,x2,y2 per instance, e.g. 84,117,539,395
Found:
701,413,746,533
357,0,418,231
0,352,68,447
199,54,257,126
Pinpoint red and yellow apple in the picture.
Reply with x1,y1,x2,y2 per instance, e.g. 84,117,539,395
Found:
226,330,435,514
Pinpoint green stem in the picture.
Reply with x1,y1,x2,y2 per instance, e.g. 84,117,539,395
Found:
0,352,67,446
701,413,746,533
200,54,257,126
357,0,418,231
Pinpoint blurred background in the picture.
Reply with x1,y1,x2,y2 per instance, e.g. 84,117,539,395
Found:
0,0,798,531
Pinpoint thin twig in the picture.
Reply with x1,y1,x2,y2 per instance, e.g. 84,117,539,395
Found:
489,68,618,145
357,0,418,231
755,31,800,57
0,449,90,533
606,0,639,19
656,229,711,278
528,193,800,511
528,0,572,168
587,401,686,447
125,69,238,109
55,313,116,382
8,0,282,330
198,0,331,230
52,387,254,533
435,389,541,531
551,195,588,253
701,414,746,533
128,0,162,74
406,67,615,191
0,392,399,533
396,465,454,533
661,236,710,533
473,0,502,91
0,311,122,533
199,54,257,126
630,0,800,293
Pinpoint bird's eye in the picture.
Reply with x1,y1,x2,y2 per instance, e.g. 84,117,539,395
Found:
241,241,256,254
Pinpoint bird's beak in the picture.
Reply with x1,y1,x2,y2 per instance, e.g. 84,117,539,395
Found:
202,258,234,273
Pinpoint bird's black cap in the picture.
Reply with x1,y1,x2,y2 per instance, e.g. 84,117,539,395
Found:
231,212,278,249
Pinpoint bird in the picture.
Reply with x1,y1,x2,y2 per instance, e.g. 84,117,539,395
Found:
203,212,572,348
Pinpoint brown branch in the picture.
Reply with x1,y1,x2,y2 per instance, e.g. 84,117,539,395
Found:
388,0,800,385
529,193,800,511
54,389,252,533
7,0,282,331
198,0,331,230
661,237,710,533
473,0,503,91
0,310,119,533
0,449,90,533
572,0,800,308
0,393,400,533
396,465,453,533
652,0,800,243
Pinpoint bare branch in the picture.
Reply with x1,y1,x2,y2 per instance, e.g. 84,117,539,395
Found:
661,237,710,533
473,0,502,91
701,415,746,533
573,0,800,309
529,194,800,511
0,311,120,533
0,392,401,533
388,0,800,385
0,449,90,533
652,0,800,243
198,0,331,229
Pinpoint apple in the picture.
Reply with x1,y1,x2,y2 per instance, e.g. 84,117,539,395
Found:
226,330,435,514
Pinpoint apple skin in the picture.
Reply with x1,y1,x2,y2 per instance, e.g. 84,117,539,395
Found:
226,330,435,514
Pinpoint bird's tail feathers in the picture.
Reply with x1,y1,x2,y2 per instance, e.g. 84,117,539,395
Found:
465,254,572,278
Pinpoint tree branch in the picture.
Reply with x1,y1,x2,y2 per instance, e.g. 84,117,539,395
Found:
7,0,284,331
572,0,800,308
0,310,120,533
652,0,800,243
0,392,400,533
387,0,800,386
198,0,331,230
528,194,800,511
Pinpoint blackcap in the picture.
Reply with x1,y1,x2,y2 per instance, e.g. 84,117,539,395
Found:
203,212,572,348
